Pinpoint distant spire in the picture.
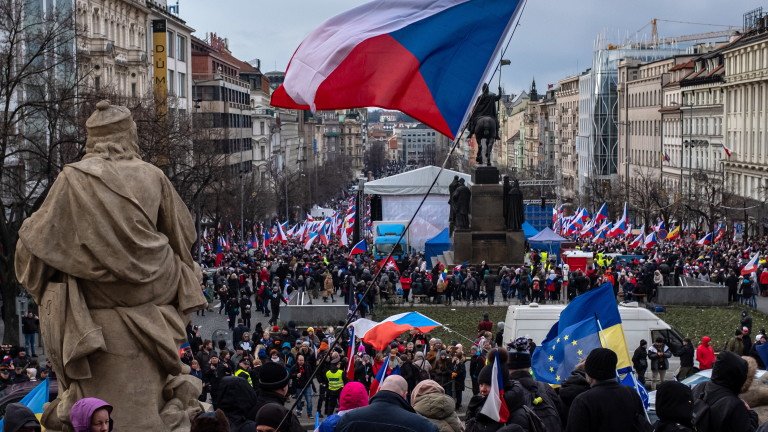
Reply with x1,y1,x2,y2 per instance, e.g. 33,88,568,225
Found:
529,78,539,102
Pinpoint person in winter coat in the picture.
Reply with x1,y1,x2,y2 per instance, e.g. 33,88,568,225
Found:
323,272,335,302
648,337,672,390
190,409,230,432
446,354,466,409
255,403,293,432
213,377,259,432
676,338,695,380
411,379,465,432
691,351,759,432
559,363,590,415
251,362,304,432
336,375,439,432
696,336,716,370
566,348,650,432
725,330,746,356
632,339,649,387
318,382,369,432
653,381,694,432
70,398,113,432
354,354,374,390
3,402,41,432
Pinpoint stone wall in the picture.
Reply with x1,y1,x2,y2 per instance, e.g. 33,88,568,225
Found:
657,284,728,306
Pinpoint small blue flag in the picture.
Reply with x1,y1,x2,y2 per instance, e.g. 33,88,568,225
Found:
0,378,49,429
756,343,768,369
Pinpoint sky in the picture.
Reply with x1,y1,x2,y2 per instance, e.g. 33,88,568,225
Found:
180,0,765,96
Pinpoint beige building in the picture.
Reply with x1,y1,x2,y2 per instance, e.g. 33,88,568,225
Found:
722,28,768,205
618,55,694,193
556,75,579,199
75,0,150,96
499,91,529,174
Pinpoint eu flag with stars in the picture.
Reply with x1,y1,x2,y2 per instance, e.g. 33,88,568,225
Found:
531,317,602,385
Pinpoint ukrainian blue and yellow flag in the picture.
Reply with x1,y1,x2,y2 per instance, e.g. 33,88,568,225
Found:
532,317,602,384
532,284,631,382
0,377,49,427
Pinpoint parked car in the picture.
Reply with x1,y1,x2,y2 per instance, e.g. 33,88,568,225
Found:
0,379,58,418
646,369,767,423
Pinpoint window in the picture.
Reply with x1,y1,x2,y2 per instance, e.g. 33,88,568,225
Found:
168,70,175,95
94,76,100,90
260,121,265,135
176,35,186,61
131,82,136,98
167,31,175,58
178,72,186,97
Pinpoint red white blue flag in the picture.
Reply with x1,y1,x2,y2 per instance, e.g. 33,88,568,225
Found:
480,351,509,423
271,0,525,139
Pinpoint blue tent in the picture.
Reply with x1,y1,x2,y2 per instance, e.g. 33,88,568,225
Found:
522,221,539,239
528,227,567,263
424,228,451,270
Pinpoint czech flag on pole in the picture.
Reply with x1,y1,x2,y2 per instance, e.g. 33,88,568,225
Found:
594,202,609,223
270,0,525,139
742,253,760,276
697,232,713,246
362,312,441,351
350,239,367,256
369,355,400,397
479,351,509,423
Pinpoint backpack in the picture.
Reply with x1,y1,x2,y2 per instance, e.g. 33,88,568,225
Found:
692,387,714,432
524,381,562,432
520,405,548,432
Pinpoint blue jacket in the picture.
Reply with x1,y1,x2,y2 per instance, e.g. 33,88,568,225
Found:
336,390,438,432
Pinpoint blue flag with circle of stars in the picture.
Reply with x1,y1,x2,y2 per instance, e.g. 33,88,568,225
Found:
531,317,602,385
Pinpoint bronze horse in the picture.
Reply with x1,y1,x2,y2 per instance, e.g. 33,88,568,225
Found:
473,116,496,166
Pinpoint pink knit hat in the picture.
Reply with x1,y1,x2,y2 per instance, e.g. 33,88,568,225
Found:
339,381,369,411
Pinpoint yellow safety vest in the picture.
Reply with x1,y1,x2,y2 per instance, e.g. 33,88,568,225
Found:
326,369,344,391
234,369,252,386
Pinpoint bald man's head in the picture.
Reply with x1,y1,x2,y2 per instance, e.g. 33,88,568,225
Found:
379,375,408,398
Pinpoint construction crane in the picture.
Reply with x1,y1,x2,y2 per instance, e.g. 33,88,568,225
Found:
621,18,737,48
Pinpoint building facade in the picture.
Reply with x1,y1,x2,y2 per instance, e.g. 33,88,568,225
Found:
722,27,768,205
75,0,150,96
556,75,579,199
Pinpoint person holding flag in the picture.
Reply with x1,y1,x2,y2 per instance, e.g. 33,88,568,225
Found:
565,348,651,431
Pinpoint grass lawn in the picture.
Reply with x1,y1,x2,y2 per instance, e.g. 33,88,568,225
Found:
372,304,768,351
661,305,768,350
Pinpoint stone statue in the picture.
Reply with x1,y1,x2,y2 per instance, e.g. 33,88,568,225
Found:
452,178,472,230
506,178,525,231
468,83,501,166
448,175,460,235
15,101,207,431
502,175,511,225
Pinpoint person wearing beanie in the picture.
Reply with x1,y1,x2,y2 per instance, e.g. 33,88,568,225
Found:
336,375,439,432
410,379,463,432
559,361,590,416
649,336,672,390
70,397,112,432
317,382,369,432
494,322,505,347
566,348,650,432
3,402,41,432
466,361,529,432
251,363,303,432
632,339,648,387
654,381,694,432
691,351,758,432
190,409,229,432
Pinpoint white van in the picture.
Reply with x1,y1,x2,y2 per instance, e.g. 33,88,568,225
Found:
502,302,686,362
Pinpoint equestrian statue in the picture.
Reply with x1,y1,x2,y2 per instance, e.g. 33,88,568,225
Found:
468,83,501,166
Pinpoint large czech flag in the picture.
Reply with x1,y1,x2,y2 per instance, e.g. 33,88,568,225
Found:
362,312,441,350
271,0,525,139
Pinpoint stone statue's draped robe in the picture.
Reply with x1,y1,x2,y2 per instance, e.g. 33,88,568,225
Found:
16,156,206,431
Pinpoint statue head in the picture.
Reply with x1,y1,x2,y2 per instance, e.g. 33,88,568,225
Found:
84,100,141,161
482,83,489,95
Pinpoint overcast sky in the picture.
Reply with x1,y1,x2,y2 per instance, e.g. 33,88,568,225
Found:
180,0,764,95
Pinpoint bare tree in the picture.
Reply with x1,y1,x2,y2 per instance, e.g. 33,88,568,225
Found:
364,140,386,176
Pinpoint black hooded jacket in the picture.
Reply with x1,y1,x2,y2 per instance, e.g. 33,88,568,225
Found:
654,381,694,432
3,402,40,432
559,369,590,414
214,376,259,432
691,351,758,432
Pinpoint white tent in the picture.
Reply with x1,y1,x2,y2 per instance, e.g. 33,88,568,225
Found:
364,166,472,251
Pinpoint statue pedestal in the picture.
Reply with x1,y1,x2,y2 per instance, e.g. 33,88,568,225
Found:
453,170,525,266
